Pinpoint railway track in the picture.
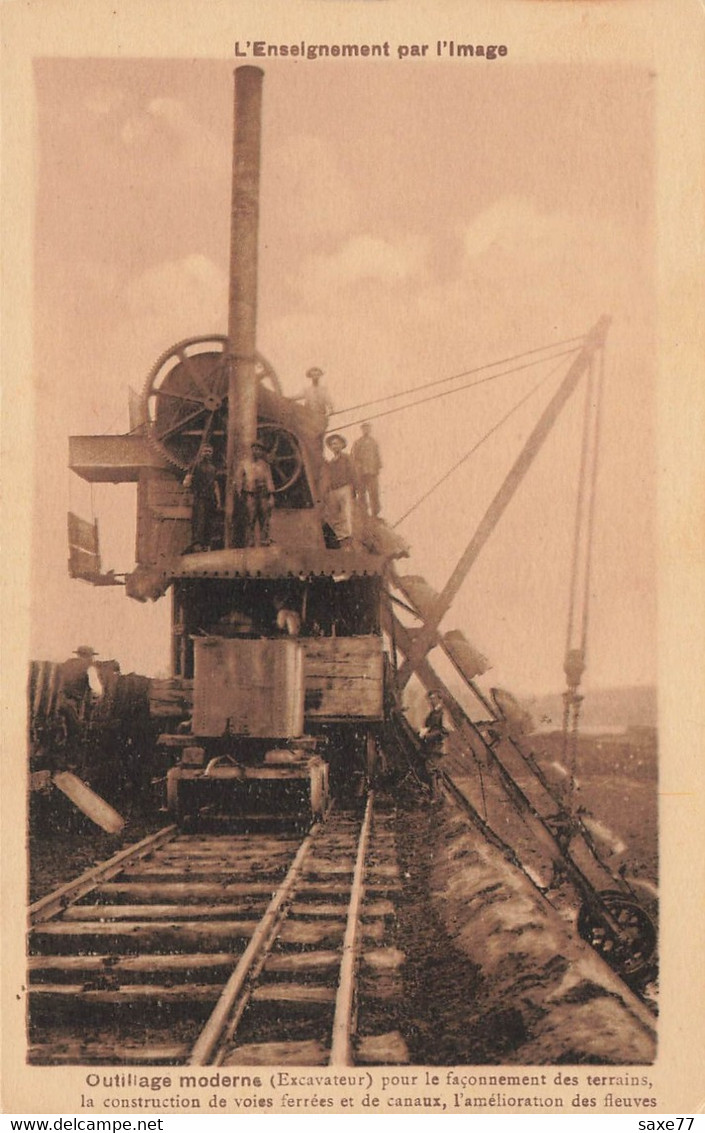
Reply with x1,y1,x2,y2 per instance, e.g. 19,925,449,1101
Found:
28,794,408,1067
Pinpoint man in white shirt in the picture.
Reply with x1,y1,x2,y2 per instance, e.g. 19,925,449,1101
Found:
57,646,103,765
292,367,334,451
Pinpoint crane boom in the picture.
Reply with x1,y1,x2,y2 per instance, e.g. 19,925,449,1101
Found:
396,314,611,688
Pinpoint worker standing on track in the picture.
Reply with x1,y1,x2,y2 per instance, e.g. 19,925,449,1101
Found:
419,689,448,801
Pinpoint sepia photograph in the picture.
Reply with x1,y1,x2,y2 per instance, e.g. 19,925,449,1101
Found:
2,0,704,1117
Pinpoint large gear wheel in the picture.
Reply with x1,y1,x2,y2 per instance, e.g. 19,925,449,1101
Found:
143,335,281,473
577,889,657,980
256,422,304,494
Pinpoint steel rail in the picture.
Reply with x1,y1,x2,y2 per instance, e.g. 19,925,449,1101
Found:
329,792,374,1065
29,825,178,925
188,816,326,1065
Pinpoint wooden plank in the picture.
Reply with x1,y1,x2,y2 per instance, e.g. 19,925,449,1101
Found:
222,1039,327,1066
356,1032,410,1065
305,680,383,719
288,903,348,920
264,951,340,973
263,920,389,948
31,983,221,1004
361,947,405,972
67,512,99,553
31,919,260,944
29,1042,190,1065
303,861,355,876
121,864,288,879
303,637,382,660
175,837,300,850
367,863,400,879
250,983,335,1005
96,882,276,900
60,903,263,921
278,920,346,946
360,899,396,918
52,773,125,834
155,849,294,863
29,953,238,973
68,545,101,579
305,660,383,677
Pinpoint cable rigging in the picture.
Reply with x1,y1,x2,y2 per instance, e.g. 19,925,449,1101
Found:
391,350,580,528
331,332,586,418
561,342,607,800
333,344,580,435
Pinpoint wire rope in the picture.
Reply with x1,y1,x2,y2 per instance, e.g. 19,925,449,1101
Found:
331,333,585,417
391,351,577,528
333,346,579,435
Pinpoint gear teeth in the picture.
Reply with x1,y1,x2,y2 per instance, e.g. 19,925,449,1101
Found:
142,335,281,471
142,335,228,472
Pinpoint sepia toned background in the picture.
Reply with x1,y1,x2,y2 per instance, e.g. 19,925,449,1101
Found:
2,0,703,1115
30,56,656,699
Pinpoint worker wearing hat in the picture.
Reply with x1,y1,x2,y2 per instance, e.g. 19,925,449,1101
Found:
351,421,382,518
236,439,275,547
419,689,448,801
57,647,104,768
292,366,334,452
184,442,222,552
320,433,358,545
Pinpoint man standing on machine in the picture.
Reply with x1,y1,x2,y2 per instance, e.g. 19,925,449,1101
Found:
236,440,275,546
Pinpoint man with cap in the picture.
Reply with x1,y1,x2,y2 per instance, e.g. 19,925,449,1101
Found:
57,646,103,766
292,367,334,450
351,421,382,518
183,443,222,551
320,433,357,545
236,440,275,547
419,689,448,801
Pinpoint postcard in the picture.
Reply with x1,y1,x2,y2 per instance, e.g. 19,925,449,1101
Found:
2,0,703,1117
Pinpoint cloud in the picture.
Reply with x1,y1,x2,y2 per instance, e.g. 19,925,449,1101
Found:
461,196,574,262
121,254,228,362
118,97,224,176
266,134,357,240
295,233,428,300
125,254,226,318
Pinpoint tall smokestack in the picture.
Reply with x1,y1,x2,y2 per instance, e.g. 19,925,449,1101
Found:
224,65,264,547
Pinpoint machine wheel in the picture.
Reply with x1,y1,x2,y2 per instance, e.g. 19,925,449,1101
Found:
143,335,281,472
577,889,657,980
256,423,303,493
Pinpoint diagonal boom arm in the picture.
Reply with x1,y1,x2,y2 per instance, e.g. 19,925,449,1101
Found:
396,315,610,688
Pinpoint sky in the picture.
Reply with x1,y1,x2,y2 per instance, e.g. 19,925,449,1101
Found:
30,56,657,696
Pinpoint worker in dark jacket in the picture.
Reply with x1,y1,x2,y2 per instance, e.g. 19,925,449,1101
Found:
321,433,357,545
57,646,103,766
420,689,448,799
351,422,382,517
184,444,222,551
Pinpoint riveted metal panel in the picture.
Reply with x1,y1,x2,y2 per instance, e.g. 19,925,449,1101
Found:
192,637,304,738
